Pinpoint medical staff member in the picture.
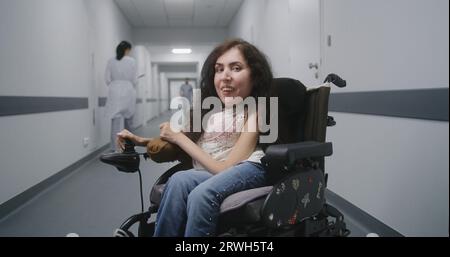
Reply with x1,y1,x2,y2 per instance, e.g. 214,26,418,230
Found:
105,41,137,151
179,78,193,106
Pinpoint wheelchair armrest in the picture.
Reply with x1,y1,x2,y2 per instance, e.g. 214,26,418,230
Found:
261,141,332,172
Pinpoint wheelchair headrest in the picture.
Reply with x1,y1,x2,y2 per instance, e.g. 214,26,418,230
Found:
261,78,307,147
270,78,307,117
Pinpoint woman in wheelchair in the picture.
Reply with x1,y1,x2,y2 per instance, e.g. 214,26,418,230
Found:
116,39,273,237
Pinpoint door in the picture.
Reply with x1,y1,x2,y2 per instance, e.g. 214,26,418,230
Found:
288,0,322,87
87,19,98,151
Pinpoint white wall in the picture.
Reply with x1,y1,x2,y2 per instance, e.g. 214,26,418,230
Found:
321,0,449,237
0,0,132,206
327,113,449,237
229,0,289,78
159,73,169,113
228,0,449,236
229,0,322,86
150,64,160,119
227,0,264,45
321,0,449,92
130,45,152,128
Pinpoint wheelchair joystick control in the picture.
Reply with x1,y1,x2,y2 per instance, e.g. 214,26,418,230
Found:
123,138,136,153
99,138,140,173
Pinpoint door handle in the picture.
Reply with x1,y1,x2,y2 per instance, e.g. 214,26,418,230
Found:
309,63,319,70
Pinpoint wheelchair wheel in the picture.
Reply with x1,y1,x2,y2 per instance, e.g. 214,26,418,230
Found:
114,228,135,237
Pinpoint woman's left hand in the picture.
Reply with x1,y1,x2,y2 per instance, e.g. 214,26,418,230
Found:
160,122,182,144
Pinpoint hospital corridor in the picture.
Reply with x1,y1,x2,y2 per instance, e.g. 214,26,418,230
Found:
0,0,448,240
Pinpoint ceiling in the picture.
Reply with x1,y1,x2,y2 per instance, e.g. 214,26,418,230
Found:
114,0,244,28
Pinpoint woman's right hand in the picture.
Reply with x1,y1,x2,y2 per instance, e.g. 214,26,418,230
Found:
116,129,141,151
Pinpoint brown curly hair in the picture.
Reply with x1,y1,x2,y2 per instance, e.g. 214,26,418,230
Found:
187,39,273,143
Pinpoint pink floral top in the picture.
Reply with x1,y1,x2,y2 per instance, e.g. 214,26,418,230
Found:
193,106,264,170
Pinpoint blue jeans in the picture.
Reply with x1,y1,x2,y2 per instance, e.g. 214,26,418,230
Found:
153,161,267,237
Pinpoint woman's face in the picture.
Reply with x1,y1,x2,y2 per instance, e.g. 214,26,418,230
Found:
214,47,253,106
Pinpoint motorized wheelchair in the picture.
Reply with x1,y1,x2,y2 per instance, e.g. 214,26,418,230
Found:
100,74,350,237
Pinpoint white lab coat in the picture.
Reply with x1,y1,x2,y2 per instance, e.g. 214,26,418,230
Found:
104,56,137,120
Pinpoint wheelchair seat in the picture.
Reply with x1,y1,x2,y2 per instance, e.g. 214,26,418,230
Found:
151,181,272,222
105,75,350,237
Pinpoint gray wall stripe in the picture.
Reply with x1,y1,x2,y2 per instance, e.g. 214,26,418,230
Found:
0,96,88,117
0,144,110,221
329,88,449,121
98,97,149,107
4,88,447,121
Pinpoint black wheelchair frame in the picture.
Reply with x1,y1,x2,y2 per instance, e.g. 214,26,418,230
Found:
100,74,350,237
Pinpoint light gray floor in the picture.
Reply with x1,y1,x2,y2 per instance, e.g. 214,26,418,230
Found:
0,112,371,237
0,114,174,237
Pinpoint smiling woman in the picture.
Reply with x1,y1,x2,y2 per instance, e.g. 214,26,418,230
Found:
214,47,253,105
116,38,274,237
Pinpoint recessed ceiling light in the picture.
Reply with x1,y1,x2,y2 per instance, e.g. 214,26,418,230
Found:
172,48,192,54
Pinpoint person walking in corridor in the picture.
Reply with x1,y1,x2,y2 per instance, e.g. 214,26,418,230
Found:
105,41,137,152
